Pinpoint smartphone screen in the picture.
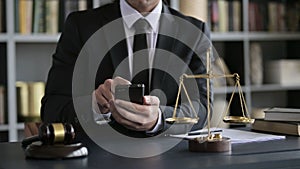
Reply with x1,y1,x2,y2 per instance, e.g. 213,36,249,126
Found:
115,84,145,104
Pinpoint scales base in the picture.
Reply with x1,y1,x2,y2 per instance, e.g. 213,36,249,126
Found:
188,137,231,152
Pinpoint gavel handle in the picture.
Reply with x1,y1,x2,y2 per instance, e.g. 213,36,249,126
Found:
22,135,40,149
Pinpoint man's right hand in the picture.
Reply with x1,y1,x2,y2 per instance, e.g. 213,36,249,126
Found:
95,77,131,114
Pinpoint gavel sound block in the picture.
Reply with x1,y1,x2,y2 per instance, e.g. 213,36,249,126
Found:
22,123,88,159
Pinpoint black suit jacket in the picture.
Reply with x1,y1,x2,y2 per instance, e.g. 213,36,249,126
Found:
41,0,212,138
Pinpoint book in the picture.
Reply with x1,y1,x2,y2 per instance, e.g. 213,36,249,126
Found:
16,81,45,122
286,1,300,31
78,0,87,11
179,0,208,22
64,0,78,19
268,2,278,32
19,0,33,34
248,2,256,31
0,0,2,33
228,0,233,31
15,0,20,33
16,81,30,119
33,0,46,33
250,43,263,85
0,85,5,124
209,0,241,32
218,0,228,32
277,2,286,32
27,82,45,118
248,1,292,32
1,0,6,32
45,0,59,34
252,119,300,136
264,107,300,122
232,0,241,31
210,0,219,32
0,43,6,85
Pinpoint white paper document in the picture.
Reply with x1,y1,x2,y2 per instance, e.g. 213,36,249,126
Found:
169,128,286,144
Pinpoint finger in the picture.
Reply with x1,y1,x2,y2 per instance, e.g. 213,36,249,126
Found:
99,106,110,114
111,113,149,131
103,79,114,100
95,79,114,102
95,90,109,106
111,100,158,131
115,99,146,115
109,100,143,130
112,113,141,130
143,96,160,105
115,99,158,124
114,101,144,124
95,89,111,112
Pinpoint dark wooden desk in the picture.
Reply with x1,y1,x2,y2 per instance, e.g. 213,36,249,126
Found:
1,135,300,169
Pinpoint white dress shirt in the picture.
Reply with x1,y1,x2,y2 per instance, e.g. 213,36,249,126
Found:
121,0,162,78
93,0,163,133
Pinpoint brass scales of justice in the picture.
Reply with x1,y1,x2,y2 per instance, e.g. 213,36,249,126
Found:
165,47,255,152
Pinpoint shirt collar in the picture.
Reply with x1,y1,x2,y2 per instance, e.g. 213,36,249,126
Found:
120,0,162,32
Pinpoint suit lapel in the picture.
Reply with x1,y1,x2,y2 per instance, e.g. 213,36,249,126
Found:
151,4,179,90
102,1,130,80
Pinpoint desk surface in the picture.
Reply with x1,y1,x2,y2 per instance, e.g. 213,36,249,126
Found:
1,134,300,169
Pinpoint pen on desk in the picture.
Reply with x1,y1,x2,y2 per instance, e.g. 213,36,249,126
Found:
188,129,223,136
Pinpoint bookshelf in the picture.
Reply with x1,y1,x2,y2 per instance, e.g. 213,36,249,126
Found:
171,0,300,119
0,0,102,142
0,0,300,142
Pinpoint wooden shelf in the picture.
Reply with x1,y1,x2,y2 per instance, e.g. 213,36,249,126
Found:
214,86,249,94
251,84,300,92
17,123,24,130
211,32,300,41
14,34,60,43
0,124,8,131
211,32,245,41
0,34,8,42
247,32,300,41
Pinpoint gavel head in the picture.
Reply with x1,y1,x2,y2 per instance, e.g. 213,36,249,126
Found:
38,123,75,145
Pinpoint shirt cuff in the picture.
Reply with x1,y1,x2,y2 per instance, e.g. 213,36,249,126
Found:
92,90,111,122
146,108,162,134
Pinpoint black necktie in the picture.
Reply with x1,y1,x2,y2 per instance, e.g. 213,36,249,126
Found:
132,19,150,95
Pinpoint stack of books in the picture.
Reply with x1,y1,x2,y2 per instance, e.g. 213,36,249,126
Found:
252,107,300,136
15,0,89,34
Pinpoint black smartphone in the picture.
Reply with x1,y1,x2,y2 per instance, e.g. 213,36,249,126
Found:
115,84,145,104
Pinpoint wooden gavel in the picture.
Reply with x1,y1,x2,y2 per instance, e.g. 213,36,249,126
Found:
22,123,75,149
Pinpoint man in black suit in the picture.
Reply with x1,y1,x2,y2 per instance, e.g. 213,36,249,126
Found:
41,0,212,138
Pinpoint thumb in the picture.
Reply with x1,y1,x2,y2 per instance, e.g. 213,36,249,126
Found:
143,96,160,106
